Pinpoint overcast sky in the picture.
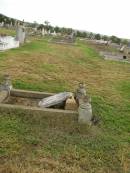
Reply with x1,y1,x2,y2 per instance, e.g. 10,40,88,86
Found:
0,0,129,38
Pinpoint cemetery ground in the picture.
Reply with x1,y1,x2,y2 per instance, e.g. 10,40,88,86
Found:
0,28,15,36
0,34,130,172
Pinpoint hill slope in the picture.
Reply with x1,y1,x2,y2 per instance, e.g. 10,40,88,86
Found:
0,36,130,173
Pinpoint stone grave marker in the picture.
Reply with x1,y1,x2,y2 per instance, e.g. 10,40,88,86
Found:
78,96,93,125
16,23,26,44
38,92,73,108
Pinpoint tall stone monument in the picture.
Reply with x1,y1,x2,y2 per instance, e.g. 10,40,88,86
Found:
16,22,26,44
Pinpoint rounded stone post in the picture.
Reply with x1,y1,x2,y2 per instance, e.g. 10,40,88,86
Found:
3,74,12,90
75,83,87,105
78,96,92,125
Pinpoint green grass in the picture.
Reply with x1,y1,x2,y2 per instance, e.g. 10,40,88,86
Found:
0,36,130,172
0,28,16,36
13,79,69,92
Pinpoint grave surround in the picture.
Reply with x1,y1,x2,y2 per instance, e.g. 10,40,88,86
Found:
0,89,78,121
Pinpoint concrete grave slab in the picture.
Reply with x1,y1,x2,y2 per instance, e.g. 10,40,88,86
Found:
0,89,78,122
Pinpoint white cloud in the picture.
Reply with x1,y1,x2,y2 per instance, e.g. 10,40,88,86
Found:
0,0,130,38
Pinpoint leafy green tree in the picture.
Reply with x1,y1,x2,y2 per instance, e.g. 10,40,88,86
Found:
121,39,128,45
43,21,51,31
37,24,44,30
95,34,101,40
76,31,87,38
54,26,60,33
60,27,67,34
88,32,94,39
66,28,73,35
102,35,109,41
110,35,121,44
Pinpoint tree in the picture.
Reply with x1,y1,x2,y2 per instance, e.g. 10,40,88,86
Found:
66,28,73,35
110,35,121,44
54,26,60,33
87,32,93,39
76,31,87,38
49,26,54,33
81,32,87,38
121,39,128,45
60,27,67,34
44,20,50,26
95,34,101,40
43,21,52,32
102,35,109,41
37,24,44,30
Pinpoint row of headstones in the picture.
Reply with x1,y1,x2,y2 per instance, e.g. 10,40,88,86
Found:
36,28,75,39
0,21,74,44
31,27,56,36
0,21,18,28
0,22,12,28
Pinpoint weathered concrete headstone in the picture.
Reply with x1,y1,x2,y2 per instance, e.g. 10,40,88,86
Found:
16,23,26,44
51,31,57,36
120,45,126,52
78,96,92,125
41,28,45,36
69,32,76,42
41,28,49,36
38,92,73,108
0,22,4,27
2,74,12,90
0,75,12,103
34,27,37,34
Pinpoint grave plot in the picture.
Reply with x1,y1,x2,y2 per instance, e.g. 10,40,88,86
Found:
100,51,130,62
4,95,40,107
50,34,76,45
0,74,94,125
4,90,73,110
0,36,19,51
0,88,78,121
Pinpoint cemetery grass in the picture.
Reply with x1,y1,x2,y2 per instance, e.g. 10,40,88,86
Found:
0,37,130,172
0,28,15,36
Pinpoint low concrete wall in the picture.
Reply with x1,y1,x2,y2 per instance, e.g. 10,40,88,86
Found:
0,103,78,125
0,89,79,126
10,89,54,99
0,103,77,115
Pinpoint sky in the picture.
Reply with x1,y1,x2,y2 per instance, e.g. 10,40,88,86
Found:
0,0,130,39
